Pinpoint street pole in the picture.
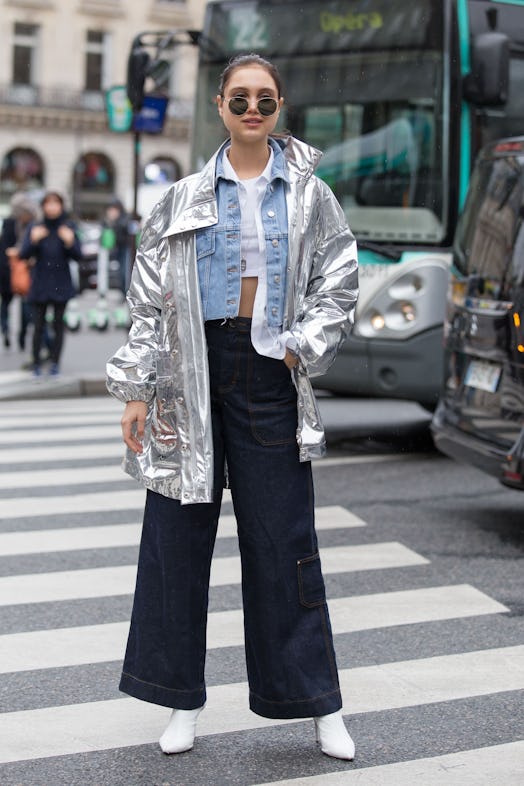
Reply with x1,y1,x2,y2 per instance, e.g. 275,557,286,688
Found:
133,130,141,219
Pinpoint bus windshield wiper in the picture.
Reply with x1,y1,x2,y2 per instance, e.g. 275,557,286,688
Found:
356,239,402,261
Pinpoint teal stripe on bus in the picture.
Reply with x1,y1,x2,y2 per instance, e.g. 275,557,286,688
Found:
458,0,472,209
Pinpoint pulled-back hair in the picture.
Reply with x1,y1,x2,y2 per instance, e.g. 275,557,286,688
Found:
218,54,283,97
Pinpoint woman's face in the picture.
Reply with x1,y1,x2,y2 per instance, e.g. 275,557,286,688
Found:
42,195,63,219
217,64,283,144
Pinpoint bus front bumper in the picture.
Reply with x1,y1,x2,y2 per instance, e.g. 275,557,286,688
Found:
313,327,444,408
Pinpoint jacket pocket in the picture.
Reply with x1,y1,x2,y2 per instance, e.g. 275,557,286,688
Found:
297,552,326,608
155,350,177,413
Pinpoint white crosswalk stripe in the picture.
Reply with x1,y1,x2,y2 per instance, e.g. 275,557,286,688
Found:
0,506,365,555
0,585,507,673
0,398,520,784
0,542,428,606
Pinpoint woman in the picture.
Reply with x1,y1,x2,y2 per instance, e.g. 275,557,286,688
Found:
0,193,38,349
107,54,358,760
19,191,82,376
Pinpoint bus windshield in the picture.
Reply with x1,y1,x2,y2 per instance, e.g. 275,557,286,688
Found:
193,0,447,244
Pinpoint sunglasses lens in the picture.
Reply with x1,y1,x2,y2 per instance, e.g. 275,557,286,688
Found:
228,97,248,115
258,98,278,116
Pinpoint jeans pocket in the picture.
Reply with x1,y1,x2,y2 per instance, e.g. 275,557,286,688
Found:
297,552,327,608
248,353,297,446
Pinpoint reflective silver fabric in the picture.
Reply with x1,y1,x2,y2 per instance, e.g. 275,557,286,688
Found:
106,136,358,502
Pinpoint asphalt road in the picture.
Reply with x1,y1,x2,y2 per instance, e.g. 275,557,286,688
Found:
0,395,522,785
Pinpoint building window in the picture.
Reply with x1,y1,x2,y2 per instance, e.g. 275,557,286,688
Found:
0,147,45,202
85,30,110,92
12,23,39,86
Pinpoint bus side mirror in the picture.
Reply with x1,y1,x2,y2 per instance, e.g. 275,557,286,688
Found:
463,32,510,106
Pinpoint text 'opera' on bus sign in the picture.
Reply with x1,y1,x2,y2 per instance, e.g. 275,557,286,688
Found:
206,0,432,56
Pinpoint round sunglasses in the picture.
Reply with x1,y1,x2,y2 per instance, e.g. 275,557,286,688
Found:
227,96,279,117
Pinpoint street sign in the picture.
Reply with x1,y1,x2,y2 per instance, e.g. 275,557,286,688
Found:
105,86,133,133
132,95,169,134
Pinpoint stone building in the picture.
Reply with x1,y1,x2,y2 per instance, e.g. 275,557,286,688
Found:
0,0,206,219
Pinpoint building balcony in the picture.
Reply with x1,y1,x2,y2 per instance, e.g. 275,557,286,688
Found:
0,83,192,140
0,83,193,118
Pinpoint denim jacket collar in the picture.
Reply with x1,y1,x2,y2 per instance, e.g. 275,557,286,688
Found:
215,136,290,186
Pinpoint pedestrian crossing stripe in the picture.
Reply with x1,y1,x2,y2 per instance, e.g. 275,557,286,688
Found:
252,741,524,786
0,424,122,445
0,442,123,465
0,412,119,429
0,506,366,555
0,646,522,764
0,542,428,606
0,464,132,490
0,585,507,674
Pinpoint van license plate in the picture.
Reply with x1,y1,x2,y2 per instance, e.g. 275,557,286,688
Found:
464,360,502,393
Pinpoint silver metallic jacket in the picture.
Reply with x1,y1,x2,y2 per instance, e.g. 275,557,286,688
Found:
106,135,358,503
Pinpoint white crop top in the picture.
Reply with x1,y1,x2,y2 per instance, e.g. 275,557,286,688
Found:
221,147,295,360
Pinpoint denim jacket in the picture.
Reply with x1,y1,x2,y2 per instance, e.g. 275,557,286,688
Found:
195,138,289,327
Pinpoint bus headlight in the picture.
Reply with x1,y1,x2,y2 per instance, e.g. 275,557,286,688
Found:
370,311,386,331
354,260,449,340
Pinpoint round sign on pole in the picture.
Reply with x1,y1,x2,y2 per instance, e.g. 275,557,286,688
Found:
105,86,133,133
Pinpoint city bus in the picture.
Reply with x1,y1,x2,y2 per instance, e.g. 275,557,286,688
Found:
191,0,524,407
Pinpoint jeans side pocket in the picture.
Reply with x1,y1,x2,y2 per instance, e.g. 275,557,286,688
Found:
297,552,326,608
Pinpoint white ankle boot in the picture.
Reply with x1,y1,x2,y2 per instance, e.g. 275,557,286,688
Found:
314,710,355,760
159,704,205,754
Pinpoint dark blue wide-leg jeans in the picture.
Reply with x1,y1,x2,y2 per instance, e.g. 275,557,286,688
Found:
119,318,342,719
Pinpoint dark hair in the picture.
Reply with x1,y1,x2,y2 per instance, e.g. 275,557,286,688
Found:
218,54,283,98
41,190,65,209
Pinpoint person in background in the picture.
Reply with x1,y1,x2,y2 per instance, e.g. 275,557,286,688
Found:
18,191,82,377
0,192,39,349
107,54,358,760
103,199,130,296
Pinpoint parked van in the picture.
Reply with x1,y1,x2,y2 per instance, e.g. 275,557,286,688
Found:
431,137,524,490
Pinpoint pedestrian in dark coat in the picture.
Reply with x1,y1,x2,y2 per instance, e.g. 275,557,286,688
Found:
18,191,82,376
0,192,39,349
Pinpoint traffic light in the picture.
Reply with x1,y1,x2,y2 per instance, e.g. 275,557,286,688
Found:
127,46,150,112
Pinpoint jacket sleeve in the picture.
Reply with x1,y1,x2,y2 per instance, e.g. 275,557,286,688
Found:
290,178,359,378
105,207,164,404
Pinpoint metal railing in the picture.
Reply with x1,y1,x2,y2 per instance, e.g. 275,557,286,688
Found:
0,82,193,119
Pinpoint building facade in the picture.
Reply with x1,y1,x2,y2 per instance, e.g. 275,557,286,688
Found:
0,0,206,219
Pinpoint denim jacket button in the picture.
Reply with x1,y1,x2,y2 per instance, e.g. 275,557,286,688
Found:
271,307,277,316
267,210,275,217
274,275,280,283
272,239,279,247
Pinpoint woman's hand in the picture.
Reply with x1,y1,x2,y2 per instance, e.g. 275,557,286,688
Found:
30,225,49,244
58,225,75,248
283,349,299,370
121,401,148,454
